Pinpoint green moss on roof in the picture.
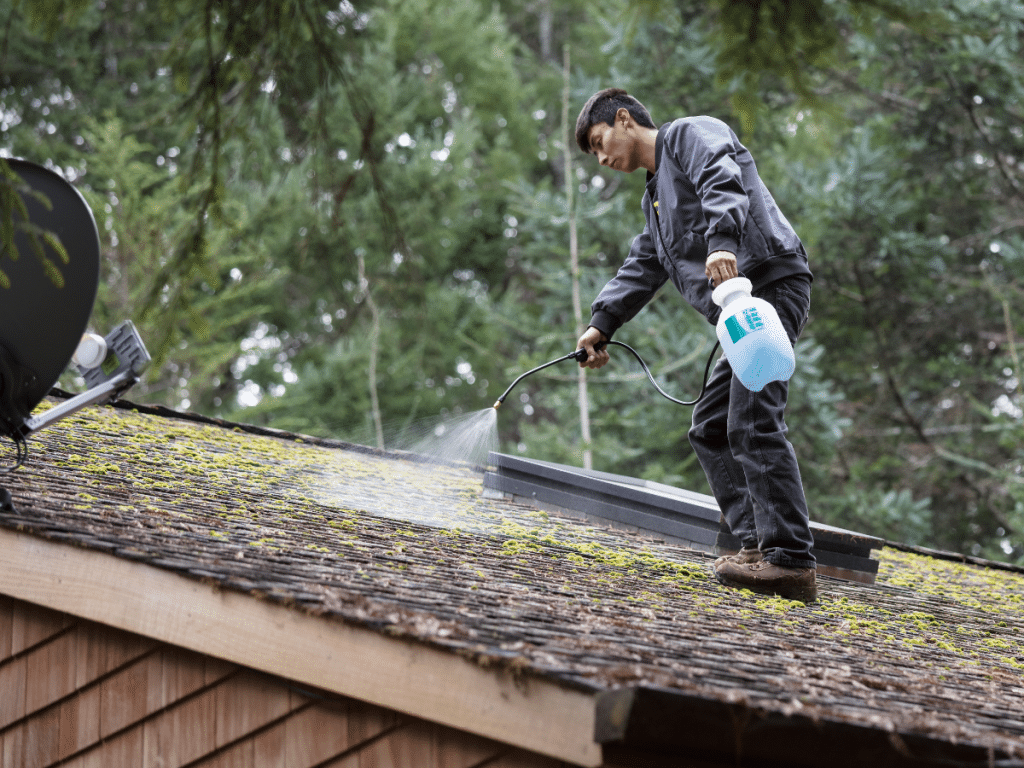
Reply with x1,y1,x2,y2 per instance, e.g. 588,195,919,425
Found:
4,399,1024,754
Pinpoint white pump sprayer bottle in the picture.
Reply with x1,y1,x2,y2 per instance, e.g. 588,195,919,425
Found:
711,277,795,392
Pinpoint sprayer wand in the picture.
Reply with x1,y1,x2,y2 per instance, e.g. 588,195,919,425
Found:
493,339,721,410
493,349,585,409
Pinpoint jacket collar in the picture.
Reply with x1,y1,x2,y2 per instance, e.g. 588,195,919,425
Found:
646,123,670,186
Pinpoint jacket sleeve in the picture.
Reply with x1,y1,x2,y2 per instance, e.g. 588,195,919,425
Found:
589,224,669,340
671,118,748,256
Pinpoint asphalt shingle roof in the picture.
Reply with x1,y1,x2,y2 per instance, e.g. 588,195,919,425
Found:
2,398,1022,760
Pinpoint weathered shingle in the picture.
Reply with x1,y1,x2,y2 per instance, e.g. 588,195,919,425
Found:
1,398,1022,760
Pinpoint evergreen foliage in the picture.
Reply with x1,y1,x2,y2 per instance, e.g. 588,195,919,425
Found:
2,0,1022,562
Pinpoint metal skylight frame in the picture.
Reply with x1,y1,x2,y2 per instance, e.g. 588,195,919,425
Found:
483,452,882,583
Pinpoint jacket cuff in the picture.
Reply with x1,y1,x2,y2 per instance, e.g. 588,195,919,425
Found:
707,232,740,256
588,311,620,342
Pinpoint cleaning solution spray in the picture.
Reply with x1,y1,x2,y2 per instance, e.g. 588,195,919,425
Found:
712,277,795,392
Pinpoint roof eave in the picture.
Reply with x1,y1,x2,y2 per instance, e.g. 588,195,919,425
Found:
0,526,603,767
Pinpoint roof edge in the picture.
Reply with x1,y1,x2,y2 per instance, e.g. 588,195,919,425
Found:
0,526,602,767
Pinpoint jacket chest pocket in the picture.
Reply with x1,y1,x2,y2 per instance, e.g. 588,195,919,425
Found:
656,225,701,265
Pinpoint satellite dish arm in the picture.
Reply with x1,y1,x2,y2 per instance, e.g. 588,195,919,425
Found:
15,320,151,439
18,369,138,438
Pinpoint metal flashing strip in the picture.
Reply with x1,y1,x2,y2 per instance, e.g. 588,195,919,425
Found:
484,452,881,583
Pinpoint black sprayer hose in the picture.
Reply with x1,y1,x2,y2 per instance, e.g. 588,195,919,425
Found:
493,339,721,409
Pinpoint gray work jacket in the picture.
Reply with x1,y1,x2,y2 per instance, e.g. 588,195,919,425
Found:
589,117,811,337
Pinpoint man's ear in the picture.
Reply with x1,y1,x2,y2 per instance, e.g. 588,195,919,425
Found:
616,107,632,128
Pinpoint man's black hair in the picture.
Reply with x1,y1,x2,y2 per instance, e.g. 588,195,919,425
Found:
575,88,656,154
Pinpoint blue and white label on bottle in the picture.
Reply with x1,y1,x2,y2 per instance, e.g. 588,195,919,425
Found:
742,307,764,331
724,307,765,343
724,315,746,343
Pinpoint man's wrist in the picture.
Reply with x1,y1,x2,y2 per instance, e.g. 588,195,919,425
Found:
588,311,618,341
706,250,736,264
705,251,739,287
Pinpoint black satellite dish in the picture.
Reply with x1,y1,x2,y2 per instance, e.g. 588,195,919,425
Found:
0,158,149,460
0,159,100,420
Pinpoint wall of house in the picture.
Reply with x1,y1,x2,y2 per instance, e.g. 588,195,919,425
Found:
0,594,570,768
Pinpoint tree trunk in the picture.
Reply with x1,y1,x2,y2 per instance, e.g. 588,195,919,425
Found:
562,44,592,470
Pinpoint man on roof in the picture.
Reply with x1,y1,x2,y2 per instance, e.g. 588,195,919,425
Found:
573,88,817,603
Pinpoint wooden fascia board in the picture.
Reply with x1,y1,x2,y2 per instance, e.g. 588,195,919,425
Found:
0,527,603,767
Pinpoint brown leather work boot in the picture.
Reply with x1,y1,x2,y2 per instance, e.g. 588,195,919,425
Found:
714,559,817,603
713,546,761,569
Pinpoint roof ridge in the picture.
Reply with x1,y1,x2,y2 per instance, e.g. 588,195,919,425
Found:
883,538,1024,574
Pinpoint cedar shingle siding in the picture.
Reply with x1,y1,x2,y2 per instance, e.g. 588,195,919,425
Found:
0,595,564,767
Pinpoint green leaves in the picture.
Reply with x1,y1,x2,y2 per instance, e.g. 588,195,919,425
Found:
774,0,1024,560
0,161,69,290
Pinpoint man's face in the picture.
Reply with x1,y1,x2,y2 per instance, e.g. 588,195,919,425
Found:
587,112,639,173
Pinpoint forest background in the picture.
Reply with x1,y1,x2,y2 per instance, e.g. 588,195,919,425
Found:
2,0,1024,564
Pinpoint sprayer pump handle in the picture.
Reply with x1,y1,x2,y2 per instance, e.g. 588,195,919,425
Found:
572,340,607,363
